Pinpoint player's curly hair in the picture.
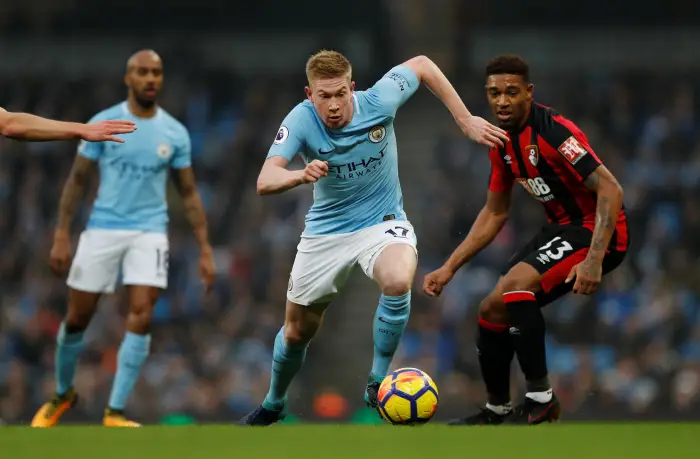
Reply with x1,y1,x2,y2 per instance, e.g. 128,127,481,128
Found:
306,50,352,82
485,55,530,82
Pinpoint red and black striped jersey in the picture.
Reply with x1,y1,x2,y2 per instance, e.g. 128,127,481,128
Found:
488,102,629,252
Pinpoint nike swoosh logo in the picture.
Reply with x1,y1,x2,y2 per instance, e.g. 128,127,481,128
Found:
318,139,365,155
528,402,556,424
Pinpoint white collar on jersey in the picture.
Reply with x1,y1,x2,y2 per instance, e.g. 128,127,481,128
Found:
352,93,360,115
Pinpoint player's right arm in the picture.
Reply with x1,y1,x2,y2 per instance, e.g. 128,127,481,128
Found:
49,143,99,276
257,105,328,195
423,150,513,297
0,106,135,142
257,156,328,195
423,191,511,297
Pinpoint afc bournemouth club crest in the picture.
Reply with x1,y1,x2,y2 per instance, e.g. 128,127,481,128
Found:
525,145,539,166
368,125,386,143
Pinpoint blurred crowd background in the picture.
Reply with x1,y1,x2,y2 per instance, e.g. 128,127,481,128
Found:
1,0,699,424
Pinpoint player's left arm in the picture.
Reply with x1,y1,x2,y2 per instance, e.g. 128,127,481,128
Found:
171,167,210,250
585,165,624,256
551,120,624,294
568,165,623,293
171,130,215,291
171,166,216,292
401,56,508,147
0,106,136,142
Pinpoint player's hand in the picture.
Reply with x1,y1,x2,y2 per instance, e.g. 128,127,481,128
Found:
459,115,509,148
566,256,603,295
49,231,73,277
301,160,328,184
423,266,455,297
199,245,216,294
79,120,137,143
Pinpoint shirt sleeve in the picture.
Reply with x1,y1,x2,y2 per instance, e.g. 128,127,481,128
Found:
488,148,514,192
266,104,308,161
77,113,105,160
543,115,601,180
171,127,192,169
364,65,420,117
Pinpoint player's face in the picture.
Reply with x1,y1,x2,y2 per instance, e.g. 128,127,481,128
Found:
485,74,533,131
305,76,355,129
126,60,163,107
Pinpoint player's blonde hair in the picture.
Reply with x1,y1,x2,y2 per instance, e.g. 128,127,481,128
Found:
305,50,352,83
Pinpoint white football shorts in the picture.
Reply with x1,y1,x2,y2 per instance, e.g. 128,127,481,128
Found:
67,229,169,293
287,220,418,306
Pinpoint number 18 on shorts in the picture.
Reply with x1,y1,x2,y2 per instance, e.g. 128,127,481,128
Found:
67,229,169,293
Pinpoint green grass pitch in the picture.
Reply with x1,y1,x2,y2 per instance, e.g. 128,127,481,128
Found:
3,424,697,459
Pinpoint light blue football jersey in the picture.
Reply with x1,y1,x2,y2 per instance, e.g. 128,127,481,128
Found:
267,65,419,235
78,102,191,233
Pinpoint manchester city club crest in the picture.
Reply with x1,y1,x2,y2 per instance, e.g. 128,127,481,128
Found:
368,125,386,143
157,143,172,159
526,145,539,166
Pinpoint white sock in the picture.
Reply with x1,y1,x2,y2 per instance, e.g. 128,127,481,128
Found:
486,402,513,415
525,388,553,403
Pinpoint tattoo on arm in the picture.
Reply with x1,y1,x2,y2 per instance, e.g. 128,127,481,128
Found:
57,156,95,232
172,167,210,248
587,171,621,260
590,195,613,258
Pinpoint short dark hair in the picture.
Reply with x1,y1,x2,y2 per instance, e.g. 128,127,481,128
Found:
485,55,530,82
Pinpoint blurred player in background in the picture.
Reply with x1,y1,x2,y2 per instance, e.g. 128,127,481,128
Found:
31,50,215,428
0,107,135,141
424,55,629,425
241,50,508,425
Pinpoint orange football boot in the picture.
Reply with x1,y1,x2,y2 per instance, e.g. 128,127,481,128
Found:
31,389,78,427
103,409,141,427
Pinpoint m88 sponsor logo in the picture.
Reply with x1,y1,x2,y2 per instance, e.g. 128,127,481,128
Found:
516,177,555,203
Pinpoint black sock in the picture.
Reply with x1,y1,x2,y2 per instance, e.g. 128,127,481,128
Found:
503,291,550,392
477,317,514,406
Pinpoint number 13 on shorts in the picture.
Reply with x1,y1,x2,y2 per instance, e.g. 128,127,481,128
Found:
536,236,572,264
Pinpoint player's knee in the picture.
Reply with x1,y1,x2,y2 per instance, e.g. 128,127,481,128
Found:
65,306,94,331
65,291,99,331
64,311,91,332
479,296,508,324
379,273,412,297
126,303,154,334
283,323,314,348
501,265,541,294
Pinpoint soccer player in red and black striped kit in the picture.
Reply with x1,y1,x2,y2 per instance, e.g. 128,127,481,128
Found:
423,55,629,425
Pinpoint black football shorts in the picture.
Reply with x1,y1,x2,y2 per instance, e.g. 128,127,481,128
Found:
502,224,627,307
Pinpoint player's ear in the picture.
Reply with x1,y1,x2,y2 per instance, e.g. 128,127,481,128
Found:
124,73,131,89
527,83,534,98
350,81,355,92
304,86,313,101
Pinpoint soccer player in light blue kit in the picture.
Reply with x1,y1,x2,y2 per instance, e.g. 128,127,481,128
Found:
241,50,509,425
31,50,216,428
